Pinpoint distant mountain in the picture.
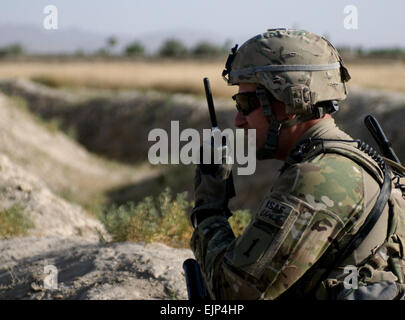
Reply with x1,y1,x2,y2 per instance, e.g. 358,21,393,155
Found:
0,24,109,54
0,24,243,54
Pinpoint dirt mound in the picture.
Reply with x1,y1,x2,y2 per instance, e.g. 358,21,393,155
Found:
0,237,193,300
0,90,160,206
0,153,105,239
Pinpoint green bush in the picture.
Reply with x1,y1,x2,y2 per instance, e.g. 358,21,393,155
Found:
191,41,222,57
0,43,24,57
124,41,145,56
158,39,188,58
367,48,405,60
99,188,252,248
0,204,34,237
99,188,193,247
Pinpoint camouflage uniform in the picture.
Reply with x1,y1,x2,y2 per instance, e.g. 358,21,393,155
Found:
190,29,405,300
191,117,405,299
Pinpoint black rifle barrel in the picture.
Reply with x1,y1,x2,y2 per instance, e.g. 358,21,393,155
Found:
182,258,210,300
364,115,402,165
203,77,218,128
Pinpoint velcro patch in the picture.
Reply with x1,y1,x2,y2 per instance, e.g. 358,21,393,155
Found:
257,197,295,229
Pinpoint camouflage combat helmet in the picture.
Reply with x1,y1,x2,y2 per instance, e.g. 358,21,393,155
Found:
223,28,351,159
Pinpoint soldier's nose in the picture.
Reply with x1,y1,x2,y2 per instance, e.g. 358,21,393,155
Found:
235,111,248,128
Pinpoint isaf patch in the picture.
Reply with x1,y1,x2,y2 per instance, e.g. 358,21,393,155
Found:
257,197,295,229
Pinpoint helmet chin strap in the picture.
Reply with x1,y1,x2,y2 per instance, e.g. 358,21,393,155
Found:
256,117,281,160
255,86,280,160
255,86,317,160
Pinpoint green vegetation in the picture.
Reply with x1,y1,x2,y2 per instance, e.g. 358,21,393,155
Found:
1,38,405,61
107,36,118,50
0,204,34,237
228,209,252,236
124,41,146,57
338,46,405,61
157,39,228,58
364,48,405,60
30,75,60,88
0,43,24,57
191,41,225,57
98,188,251,248
99,188,192,247
158,39,188,58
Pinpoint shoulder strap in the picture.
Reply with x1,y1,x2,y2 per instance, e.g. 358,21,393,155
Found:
333,163,392,266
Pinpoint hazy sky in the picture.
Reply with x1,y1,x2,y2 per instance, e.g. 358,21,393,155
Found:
1,0,404,48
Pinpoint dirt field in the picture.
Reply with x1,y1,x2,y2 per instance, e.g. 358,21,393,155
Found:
0,60,237,97
1,60,405,97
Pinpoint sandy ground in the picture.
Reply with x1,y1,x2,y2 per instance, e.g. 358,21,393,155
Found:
0,237,193,300
0,147,192,300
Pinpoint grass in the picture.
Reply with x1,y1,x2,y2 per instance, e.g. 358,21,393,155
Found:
0,204,34,237
0,60,238,98
98,187,251,248
1,60,405,96
348,63,405,92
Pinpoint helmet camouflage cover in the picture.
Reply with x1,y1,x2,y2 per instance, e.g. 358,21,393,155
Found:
223,28,351,116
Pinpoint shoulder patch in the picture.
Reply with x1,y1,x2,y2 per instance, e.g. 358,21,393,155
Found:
257,197,296,229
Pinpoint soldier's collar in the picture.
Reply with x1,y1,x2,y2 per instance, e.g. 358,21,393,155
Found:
280,118,337,173
296,117,337,145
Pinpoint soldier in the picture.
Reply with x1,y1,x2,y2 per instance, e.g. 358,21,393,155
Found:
189,29,405,300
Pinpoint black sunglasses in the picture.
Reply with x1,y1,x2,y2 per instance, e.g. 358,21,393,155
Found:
232,92,261,116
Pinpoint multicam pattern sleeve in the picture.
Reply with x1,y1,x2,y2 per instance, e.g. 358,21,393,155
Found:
190,153,366,299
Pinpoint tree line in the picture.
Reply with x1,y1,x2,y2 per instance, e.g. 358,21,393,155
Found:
1,36,405,60
97,36,232,58
0,37,232,59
